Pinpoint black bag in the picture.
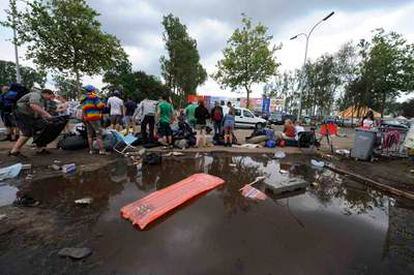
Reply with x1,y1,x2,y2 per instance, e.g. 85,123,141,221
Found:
57,134,88,150
33,116,69,147
143,153,162,165
297,131,316,148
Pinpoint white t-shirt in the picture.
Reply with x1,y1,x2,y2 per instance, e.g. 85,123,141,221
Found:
107,96,124,116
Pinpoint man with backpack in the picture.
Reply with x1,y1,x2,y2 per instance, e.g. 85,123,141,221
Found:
211,101,223,136
9,88,55,157
0,83,26,141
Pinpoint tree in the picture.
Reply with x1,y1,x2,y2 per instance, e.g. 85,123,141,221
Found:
103,63,169,102
359,29,414,116
53,74,79,99
302,54,340,116
160,14,207,104
399,98,414,118
213,14,280,108
0,60,46,88
3,0,127,93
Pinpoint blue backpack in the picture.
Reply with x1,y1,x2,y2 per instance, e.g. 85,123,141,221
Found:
0,83,29,112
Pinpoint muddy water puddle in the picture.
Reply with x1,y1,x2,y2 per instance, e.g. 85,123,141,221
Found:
1,153,414,274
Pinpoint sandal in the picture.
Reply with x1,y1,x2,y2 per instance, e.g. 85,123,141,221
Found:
13,195,40,207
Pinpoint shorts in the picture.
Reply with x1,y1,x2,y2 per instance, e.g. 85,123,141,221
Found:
15,112,44,138
223,121,234,132
85,120,103,138
3,112,16,128
110,115,123,125
224,125,234,133
158,122,172,137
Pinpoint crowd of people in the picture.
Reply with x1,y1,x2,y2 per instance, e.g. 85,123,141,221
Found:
0,83,243,159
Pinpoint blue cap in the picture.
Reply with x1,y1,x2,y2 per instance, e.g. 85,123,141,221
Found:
82,85,96,93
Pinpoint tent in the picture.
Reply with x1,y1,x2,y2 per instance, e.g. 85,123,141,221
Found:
339,106,381,119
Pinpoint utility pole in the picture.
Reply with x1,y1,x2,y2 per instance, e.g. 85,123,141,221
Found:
10,0,22,83
290,11,334,120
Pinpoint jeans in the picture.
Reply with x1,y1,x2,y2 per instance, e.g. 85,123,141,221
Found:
141,115,155,143
213,121,222,135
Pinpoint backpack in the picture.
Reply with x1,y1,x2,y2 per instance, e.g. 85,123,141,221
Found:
0,83,29,112
298,131,316,148
212,107,223,122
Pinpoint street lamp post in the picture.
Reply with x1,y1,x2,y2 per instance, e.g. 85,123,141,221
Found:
290,11,334,120
10,0,22,84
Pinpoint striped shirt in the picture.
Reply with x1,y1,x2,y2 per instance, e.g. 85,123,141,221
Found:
81,93,105,121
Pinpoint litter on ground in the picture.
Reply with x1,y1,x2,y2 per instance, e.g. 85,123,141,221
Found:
311,159,325,168
0,163,22,181
121,173,225,230
74,197,93,205
273,151,286,159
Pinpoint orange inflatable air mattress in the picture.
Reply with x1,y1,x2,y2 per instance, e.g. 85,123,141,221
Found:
121,173,225,229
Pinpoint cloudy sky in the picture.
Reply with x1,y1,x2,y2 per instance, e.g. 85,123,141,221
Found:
0,0,413,99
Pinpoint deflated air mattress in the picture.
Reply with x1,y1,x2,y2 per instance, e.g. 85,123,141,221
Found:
121,173,225,229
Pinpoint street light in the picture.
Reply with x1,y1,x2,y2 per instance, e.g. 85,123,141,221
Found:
290,11,334,120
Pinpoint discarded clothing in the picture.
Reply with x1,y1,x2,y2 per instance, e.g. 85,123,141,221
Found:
0,163,22,181
121,173,225,229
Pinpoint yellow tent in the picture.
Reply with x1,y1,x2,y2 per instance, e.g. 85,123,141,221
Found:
339,106,381,119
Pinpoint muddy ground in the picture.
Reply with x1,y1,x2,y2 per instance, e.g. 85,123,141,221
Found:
0,149,413,274
0,127,413,275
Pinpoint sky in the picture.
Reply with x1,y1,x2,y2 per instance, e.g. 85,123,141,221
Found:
0,0,413,100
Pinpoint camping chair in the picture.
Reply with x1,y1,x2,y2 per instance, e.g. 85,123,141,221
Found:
111,130,138,155
317,123,337,153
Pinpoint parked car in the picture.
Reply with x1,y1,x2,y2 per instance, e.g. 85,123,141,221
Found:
268,112,283,125
222,106,267,128
342,118,360,127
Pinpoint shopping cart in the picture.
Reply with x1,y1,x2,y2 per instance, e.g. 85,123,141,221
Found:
374,124,409,158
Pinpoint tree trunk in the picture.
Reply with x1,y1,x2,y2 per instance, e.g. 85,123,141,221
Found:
245,86,251,109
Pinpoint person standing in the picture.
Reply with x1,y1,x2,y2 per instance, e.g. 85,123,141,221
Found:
9,89,55,157
194,100,210,147
107,90,124,131
0,84,19,141
80,85,107,155
124,97,137,134
184,101,197,128
223,101,236,147
211,101,223,136
156,94,174,147
135,97,157,143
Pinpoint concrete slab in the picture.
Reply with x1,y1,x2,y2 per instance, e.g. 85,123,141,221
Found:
264,177,309,195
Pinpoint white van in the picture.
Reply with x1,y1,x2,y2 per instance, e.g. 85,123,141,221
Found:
222,106,267,129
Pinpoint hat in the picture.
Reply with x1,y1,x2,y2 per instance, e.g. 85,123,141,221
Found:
82,85,96,93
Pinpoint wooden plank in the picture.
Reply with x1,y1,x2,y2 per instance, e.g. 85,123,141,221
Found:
326,165,414,201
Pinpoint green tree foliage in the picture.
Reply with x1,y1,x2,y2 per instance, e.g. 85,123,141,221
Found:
103,62,169,102
3,0,127,92
399,98,414,118
53,74,79,99
213,14,280,108
0,60,46,88
302,54,340,116
359,29,414,116
160,14,207,102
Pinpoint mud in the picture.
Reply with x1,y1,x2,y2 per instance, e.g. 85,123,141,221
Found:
0,153,413,275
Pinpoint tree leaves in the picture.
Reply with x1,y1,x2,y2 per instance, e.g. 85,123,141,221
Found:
3,0,127,91
212,14,280,107
160,14,207,102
